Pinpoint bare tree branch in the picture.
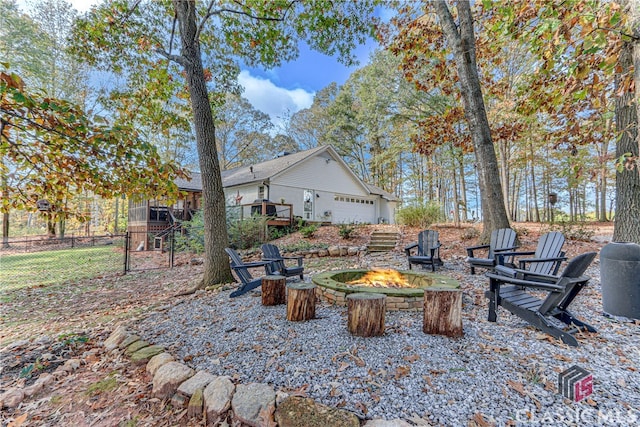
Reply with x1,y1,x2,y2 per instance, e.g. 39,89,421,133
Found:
155,48,188,67
196,0,298,41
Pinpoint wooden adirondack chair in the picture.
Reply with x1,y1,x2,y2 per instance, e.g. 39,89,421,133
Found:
466,228,517,274
404,230,443,271
261,243,304,280
485,252,597,347
495,231,567,276
225,248,271,298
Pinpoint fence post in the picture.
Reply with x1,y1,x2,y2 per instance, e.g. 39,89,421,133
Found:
124,231,129,274
170,227,175,269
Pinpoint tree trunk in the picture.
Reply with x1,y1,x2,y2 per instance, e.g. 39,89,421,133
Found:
286,283,316,321
261,275,286,306
423,288,463,337
173,1,233,286
434,1,510,241
613,1,640,243
2,212,8,248
347,293,386,337
458,153,468,221
1,167,8,248
529,139,540,222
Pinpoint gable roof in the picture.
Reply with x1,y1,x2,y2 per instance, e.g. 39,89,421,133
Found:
221,145,326,187
174,145,397,201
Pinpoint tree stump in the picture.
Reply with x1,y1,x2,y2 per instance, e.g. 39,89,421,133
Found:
347,293,386,337
262,275,286,306
423,288,463,337
286,283,316,321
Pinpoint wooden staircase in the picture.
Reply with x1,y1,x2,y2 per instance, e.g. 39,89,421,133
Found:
368,230,400,252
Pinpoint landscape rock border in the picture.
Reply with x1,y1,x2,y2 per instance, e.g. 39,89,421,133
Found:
102,324,410,426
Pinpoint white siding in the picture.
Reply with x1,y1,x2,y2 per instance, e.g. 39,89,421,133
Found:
275,155,366,195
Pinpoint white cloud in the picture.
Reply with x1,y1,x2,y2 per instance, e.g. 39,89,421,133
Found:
238,70,314,127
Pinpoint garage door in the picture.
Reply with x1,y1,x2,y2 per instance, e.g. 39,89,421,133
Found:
332,195,376,224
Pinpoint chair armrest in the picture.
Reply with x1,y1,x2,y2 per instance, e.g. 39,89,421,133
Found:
493,245,519,253
466,244,489,257
517,256,567,269
405,242,418,256
231,260,270,270
496,250,535,258
283,255,304,267
486,272,564,292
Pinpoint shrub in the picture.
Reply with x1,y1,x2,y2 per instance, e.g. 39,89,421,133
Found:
461,227,480,240
175,210,270,252
338,223,357,239
546,221,595,242
396,202,443,228
228,214,268,249
174,211,205,254
299,224,318,238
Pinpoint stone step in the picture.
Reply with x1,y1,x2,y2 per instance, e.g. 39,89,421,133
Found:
367,231,400,252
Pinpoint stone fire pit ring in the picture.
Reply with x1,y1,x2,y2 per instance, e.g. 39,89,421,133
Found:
312,269,460,311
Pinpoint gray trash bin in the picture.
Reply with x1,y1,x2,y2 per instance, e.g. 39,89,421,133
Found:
600,242,640,319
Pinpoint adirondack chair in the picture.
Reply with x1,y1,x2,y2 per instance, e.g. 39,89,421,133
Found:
225,248,271,298
466,228,518,274
485,252,597,347
404,230,443,271
494,231,567,276
261,243,304,280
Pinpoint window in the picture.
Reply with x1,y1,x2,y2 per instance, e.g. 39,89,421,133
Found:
258,186,265,199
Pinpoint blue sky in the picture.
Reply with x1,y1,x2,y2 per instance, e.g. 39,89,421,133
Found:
240,39,379,127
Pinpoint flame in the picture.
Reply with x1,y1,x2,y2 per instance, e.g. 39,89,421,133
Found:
346,269,417,288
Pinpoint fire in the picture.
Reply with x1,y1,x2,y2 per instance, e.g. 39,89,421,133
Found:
346,269,417,288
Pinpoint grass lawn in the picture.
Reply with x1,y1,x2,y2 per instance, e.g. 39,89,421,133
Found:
0,246,124,292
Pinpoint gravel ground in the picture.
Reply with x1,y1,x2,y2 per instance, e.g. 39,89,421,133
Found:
135,256,640,426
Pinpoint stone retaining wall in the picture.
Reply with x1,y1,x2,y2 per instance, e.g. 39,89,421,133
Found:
315,286,424,311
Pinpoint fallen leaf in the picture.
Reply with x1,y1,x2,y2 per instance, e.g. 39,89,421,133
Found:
258,404,277,427
403,354,420,363
394,365,411,379
8,413,28,427
507,380,526,396
471,412,495,427
355,401,368,414
338,362,349,372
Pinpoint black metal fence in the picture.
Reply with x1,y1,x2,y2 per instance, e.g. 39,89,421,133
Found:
0,232,177,289
124,230,175,272
1,233,125,254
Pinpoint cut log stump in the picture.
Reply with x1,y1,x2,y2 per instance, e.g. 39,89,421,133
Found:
423,288,463,337
286,283,316,321
347,293,386,337
262,275,286,306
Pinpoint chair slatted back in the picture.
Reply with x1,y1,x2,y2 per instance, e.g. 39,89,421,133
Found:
418,230,439,256
224,248,253,284
539,252,597,314
488,228,517,259
261,243,285,272
529,231,566,274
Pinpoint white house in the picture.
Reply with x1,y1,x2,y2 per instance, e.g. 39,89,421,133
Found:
172,145,397,225
220,145,397,224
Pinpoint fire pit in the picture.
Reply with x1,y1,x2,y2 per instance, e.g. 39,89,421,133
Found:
311,269,460,311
